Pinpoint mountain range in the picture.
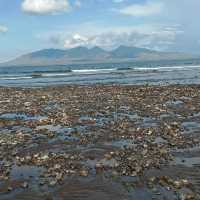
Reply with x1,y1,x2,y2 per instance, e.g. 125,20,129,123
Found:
1,46,197,66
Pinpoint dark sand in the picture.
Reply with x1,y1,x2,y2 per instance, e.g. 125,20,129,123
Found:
0,85,200,200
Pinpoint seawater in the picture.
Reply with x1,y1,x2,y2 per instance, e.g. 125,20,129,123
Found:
0,60,200,87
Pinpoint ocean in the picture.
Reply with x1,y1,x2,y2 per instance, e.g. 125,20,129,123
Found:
0,60,200,87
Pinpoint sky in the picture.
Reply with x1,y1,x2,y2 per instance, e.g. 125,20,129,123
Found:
0,0,200,62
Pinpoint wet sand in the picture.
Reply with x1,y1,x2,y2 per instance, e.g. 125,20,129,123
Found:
0,84,200,200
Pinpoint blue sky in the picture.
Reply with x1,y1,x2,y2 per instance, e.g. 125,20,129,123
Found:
0,0,200,62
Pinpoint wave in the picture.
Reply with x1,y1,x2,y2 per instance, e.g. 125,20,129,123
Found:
30,68,116,78
72,68,116,73
117,67,133,71
41,73,72,77
135,65,200,71
32,69,72,74
0,65,200,81
32,65,200,78
0,76,32,80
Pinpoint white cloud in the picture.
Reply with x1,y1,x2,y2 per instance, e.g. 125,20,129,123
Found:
0,25,8,33
64,34,89,48
74,0,81,8
47,24,182,51
118,1,163,17
21,0,70,15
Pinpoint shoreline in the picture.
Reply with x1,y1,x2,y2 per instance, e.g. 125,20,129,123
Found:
0,82,200,88
0,84,200,200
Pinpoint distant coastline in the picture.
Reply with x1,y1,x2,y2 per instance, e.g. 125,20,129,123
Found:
1,46,198,67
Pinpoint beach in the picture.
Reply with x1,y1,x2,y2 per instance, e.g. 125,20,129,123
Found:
0,84,200,200
1,0,200,199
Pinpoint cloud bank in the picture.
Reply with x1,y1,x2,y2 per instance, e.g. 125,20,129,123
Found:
39,23,182,51
0,25,8,33
21,0,70,15
118,1,163,17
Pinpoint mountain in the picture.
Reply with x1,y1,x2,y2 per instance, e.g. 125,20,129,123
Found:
111,45,153,58
30,49,66,59
0,46,196,66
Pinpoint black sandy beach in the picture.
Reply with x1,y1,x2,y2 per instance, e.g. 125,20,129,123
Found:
0,84,200,200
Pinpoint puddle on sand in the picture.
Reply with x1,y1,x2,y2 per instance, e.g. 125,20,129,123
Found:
188,112,200,119
114,112,140,121
10,165,44,180
171,145,200,168
172,156,200,168
35,125,79,143
85,158,119,169
50,134,79,143
78,115,112,128
104,139,136,148
0,165,46,200
165,100,184,108
9,125,32,133
159,112,184,121
0,113,47,121
181,122,200,134
36,125,71,133
159,113,174,120
36,123,98,138
154,136,167,145
53,177,129,200
94,112,140,124
0,126,32,134
138,116,158,128
179,96,192,101
127,185,177,200
172,145,200,153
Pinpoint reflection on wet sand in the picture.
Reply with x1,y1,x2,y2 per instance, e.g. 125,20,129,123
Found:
0,85,200,200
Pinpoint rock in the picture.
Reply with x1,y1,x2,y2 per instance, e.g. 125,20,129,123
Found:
21,182,29,188
49,180,57,187
79,170,88,177
7,187,13,192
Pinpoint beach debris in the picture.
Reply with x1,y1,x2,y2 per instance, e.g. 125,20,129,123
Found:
0,85,199,199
